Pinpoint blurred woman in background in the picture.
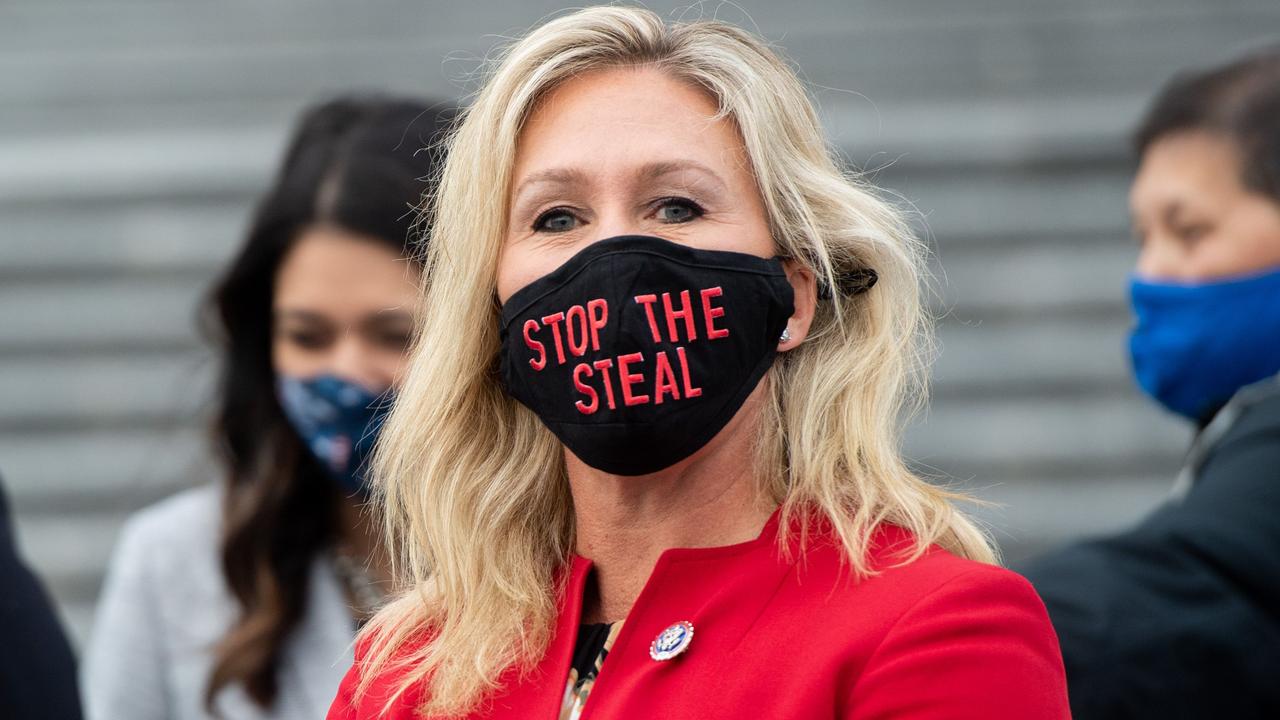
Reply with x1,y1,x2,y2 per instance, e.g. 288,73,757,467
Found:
84,96,450,720
1026,47,1280,718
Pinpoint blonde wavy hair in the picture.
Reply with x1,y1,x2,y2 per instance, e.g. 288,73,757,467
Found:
359,6,994,716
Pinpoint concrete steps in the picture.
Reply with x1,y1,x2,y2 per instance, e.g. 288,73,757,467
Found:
4,0,1269,649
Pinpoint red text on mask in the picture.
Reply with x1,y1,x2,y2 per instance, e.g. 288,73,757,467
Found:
573,347,703,414
519,286,730,415
523,298,608,370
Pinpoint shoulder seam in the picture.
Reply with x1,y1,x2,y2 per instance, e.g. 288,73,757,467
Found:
857,565,1010,673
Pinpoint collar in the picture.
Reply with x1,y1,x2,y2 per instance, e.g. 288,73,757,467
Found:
1173,372,1280,498
568,505,786,574
279,554,359,717
488,507,790,719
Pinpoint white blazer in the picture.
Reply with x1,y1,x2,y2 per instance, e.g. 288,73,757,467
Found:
84,485,355,720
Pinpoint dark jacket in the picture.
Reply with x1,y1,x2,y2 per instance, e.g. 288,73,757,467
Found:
0,475,83,720
1024,376,1280,719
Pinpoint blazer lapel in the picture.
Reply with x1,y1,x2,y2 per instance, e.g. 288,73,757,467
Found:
482,556,593,720
580,510,795,719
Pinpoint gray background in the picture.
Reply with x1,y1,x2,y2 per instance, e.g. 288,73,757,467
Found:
2,0,1278,648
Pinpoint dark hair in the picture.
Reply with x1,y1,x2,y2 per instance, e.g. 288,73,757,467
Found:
201,96,451,710
1134,46,1280,201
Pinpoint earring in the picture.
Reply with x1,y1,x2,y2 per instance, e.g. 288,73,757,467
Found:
779,327,791,344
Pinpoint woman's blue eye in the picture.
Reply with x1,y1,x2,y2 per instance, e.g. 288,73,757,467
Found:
656,198,703,224
533,208,579,233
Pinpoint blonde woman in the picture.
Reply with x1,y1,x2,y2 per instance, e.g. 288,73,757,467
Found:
328,7,1068,720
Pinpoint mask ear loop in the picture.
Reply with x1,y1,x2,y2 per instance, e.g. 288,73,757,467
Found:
817,268,879,300
771,251,878,300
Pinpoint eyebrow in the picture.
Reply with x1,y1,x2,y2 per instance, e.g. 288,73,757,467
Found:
510,159,729,205
274,309,329,325
358,312,414,335
635,160,728,192
511,168,590,205
275,308,413,326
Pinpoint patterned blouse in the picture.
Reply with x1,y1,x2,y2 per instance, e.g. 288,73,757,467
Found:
559,622,624,720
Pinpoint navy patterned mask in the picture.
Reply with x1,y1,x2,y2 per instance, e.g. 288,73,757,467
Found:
276,374,392,496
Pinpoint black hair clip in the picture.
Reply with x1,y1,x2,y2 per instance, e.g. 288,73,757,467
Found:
818,267,878,299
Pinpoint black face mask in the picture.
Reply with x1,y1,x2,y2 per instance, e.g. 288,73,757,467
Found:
499,235,795,475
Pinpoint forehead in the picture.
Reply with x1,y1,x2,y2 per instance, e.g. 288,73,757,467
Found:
1130,130,1245,212
275,228,418,308
511,65,751,186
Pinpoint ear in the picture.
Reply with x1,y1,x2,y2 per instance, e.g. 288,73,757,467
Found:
778,259,817,352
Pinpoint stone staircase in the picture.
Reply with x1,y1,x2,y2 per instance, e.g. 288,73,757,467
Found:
2,0,1276,647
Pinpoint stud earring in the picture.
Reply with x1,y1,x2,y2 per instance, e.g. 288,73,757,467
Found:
779,327,792,344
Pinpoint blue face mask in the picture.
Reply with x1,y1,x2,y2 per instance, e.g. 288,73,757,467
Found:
1128,266,1280,421
276,374,393,497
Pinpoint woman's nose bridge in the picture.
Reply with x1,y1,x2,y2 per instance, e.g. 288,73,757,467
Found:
325,328,381,388
591,200,646,240
1135,234,1185,281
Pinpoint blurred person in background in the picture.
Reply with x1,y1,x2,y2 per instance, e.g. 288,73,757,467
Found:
1025,47,1280,718
0,474,82,720
328,7,1069,720
83,96,450,720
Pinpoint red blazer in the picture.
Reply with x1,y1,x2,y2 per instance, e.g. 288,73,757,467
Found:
329,513,1070,719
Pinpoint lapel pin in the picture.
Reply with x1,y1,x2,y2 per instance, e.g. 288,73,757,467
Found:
649,621,695,661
